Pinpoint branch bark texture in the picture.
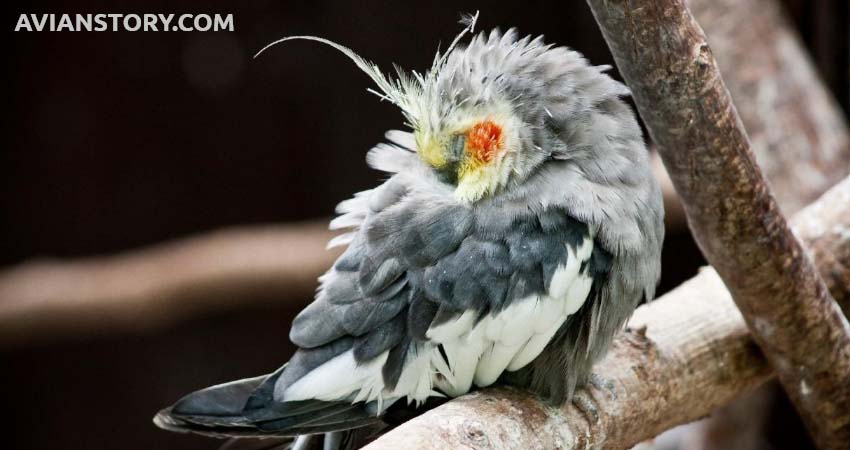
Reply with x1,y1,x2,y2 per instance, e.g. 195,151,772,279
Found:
690,0,850,216
585,0,850,447
662,0,850,446
364,175,850,450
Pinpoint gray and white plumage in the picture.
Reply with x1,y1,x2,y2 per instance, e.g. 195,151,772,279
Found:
155,18,663,445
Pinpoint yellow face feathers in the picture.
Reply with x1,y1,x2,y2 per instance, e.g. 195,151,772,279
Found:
417,134,448,169
455,163,494,202
415,111,517,203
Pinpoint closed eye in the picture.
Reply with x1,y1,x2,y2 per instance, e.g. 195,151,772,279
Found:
449,134,465,162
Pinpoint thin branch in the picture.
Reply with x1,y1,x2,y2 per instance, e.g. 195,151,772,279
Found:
363,175,850,450
793,184,850,316
586,0,850,447
688,0,850,216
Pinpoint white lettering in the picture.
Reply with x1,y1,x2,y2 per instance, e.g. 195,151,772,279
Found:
14,14,32,31
94,14,107,31
32,14,48,32
124,14,141,31
143,14,157,31
108,13,121,31
178,14,193,31
76,14,92,31
214,14,233,31
194,14,211,31
14,13,235,32
56,14,74,31
158,13,174,31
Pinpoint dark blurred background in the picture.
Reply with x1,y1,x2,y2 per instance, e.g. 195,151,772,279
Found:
4,1,848,449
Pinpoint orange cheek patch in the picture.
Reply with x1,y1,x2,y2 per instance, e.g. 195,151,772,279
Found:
466,120,503,163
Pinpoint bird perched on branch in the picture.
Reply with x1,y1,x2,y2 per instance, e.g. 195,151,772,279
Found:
155,14,663,450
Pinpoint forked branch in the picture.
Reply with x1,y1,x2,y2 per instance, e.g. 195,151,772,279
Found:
586,0,850,447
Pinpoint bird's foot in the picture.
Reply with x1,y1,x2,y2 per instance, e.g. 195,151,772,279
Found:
291,435,314,450
587,372,617,401
323,432,343,450
572,391,600,424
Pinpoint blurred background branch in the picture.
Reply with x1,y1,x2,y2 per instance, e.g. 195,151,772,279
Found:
689,0,850,216
0,221,339,347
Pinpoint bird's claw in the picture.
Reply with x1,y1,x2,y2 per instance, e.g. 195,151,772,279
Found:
587,372,617,401
572,391,599,424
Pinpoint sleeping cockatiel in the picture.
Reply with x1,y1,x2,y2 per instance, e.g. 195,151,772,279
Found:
156,15,663,450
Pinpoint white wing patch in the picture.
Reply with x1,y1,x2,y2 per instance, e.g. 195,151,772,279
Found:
283,237,595,408
283,350,389,405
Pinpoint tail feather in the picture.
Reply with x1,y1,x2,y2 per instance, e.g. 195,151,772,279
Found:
250,405,367,434
154,367,383,438
254,418,383,438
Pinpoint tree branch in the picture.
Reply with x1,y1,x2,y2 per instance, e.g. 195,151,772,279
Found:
793,186,850,316
586,0,850,447
689,0,850,216
363,175,850,450
0,221,339,347
660,0,850,446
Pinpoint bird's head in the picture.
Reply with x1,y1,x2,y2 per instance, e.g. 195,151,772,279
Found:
256,13,625,203
412,94,520,202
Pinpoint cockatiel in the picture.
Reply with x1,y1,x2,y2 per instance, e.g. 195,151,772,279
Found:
155,15,663,450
